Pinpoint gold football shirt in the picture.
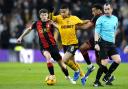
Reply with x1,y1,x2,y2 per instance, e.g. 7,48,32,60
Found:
52,15,83,45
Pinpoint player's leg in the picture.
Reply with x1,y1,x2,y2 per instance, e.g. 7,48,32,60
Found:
79,41,95,83
94,46,108,87
96,48,116,86
64,57,85,84
74,61,85,77
79,42,94,69
95,50,109,74
57,59,76,84
42,50,55,76
63,45,86,85
50,47,69,77
64,57,85,77
62,52,81,82
50,46,76,84
103,47,121,84
95,50,101,65
63,45,82,80
94,59,108,87
65,59,79,71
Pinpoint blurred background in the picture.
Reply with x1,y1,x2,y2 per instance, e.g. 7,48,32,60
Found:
0,0,128,63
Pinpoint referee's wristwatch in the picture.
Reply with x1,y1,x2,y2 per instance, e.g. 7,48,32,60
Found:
95,41,98,45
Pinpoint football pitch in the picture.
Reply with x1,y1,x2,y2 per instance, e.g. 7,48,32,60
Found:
0,62,128,89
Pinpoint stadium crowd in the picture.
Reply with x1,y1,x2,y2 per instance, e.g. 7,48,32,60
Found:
0,0,128,50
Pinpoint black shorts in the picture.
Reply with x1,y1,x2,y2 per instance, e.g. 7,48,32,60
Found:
63,44,78,55
40,45,62,61
99,39,118,59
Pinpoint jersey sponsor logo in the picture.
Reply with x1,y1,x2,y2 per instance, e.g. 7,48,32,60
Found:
38,28,50,33
61,25,74,29
39,30,43,33
37,21,51,33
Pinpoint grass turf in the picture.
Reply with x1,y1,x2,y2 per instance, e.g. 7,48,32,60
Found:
0,62,128,89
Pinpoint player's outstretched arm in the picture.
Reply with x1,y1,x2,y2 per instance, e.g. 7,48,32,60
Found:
49,4,54,20
77,21,94,30
17,26,32,43
82,20,90,24
49,20,59,42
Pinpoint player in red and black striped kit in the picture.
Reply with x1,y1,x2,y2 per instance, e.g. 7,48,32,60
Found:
17,8,76,84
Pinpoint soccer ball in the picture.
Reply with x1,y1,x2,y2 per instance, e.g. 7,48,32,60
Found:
45,75,56,85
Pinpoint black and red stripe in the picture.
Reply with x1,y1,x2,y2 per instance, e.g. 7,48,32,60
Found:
36,20,56,48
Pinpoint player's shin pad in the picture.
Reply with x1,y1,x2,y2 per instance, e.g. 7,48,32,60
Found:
65,59,79,71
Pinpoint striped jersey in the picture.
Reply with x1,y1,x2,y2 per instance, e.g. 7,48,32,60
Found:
32,20,56,48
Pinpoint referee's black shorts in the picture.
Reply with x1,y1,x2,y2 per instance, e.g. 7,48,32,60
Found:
98,39,118,59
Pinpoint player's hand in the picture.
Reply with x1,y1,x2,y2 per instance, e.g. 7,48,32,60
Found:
49,20,58,28
95,44,100,51
26,23,32,28
17,37,22,43
48,20,53,25
49,5,54,12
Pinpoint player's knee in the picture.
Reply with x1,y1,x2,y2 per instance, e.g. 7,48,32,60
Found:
43,51,51,60
112,54,121,64
45,56,51,60
101,59,108,66
114,58,121,64
45,53,52,62
63,58,67,62
63,53,72,62
46,59,52,63
64,60,69,64
79,46,87,52
79,46,83,52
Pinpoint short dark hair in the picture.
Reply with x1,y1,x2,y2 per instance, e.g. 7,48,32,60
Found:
104,3,112,8
61,4,69,9
92,4,103,10
39,8,48,15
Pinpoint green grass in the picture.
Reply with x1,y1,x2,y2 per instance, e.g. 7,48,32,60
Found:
0,62,128,89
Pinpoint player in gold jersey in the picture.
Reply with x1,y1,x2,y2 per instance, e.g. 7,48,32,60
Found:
50,5,89,85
